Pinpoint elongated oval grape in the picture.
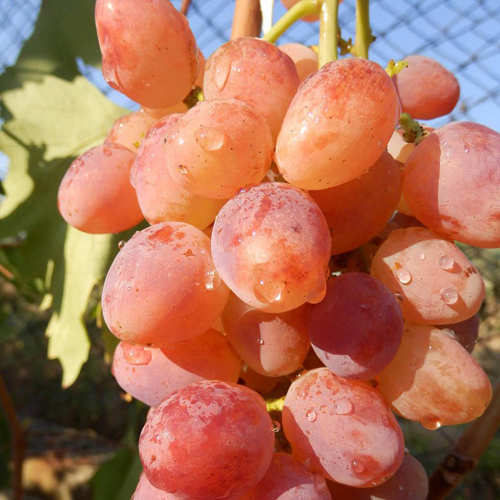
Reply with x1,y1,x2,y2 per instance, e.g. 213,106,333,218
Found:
279,43,318,81
393,55,460,119
165,99,273,199
105,111,158,153
112,329,241,407
307,273,403,380
377,324,492,429
204,38,300,140
327,454,428,500
275,58,399,190
242,452,332,500
283,368,404,487
239,364,279,394
102,223,229,347
211,183,332,313
139,381,274,499
310,151,402,255
437,313,479,353
132,113,225,228
371,227,485,325
403,122,500,247
95,0,198,108
58,144,143,234
222,293,310,377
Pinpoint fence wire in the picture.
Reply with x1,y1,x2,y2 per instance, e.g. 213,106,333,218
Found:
1,0,499,130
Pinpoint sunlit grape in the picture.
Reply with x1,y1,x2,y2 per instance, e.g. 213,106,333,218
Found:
279,43,318,81
105,111,158,153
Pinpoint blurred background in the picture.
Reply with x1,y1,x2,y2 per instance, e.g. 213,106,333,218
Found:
0,0,499,499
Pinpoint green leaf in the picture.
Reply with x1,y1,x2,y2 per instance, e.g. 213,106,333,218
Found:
0,0,102,91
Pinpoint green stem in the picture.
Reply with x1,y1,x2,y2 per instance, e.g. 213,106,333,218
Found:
352,0,372,59
318,0,340,67
183,86,204,109
386,59,408,77
399,113,430,145
262,0,320,44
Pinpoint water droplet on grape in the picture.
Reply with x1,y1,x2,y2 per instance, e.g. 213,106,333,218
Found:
351,459,365,473
441,328,456,340
395,293,404,302
441,287,458,305
253,279,285,304
214,59,231,90
118,240,126,249
464,148,469,154
258,338,265,345
271,421,281,433
204,269,220,290
396,268,412,284
306,409,317,422
178,165,188,175
123,343,152,365
422,416,442,430
439,255,455,271
194,126,226,152
418,252,426,260
126,285,132,291
320,405,327,414
333,398,354,415
399,484,405,491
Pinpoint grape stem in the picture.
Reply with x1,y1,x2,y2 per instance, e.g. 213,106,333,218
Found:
318,0,340,67
266,396,285,413
385,59,408,77
399,113,430,144
351,0,373,59
183,86,204,109
262,0,320,43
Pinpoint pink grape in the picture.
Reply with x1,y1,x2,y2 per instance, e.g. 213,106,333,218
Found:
105,111,158,153
112,328,241,407
392,55,460,119
132,113,225,228
211,183,332,313
327,454,428,500
164,99,273,199
57,144,143,234
221,293,310,377
370,227,485,325
283,368,404,487
133,473,175,499
242,452,332,500
204,38,300,140
279,43,318,81
377,324,492,429
403,122,500,247
437,313,480,353
310,151,402,255
275,58,399,190
102,222,229,347
239,364,281,395
139,381,274,499
95,0,198,108
306,273,403,380
142,102,188,119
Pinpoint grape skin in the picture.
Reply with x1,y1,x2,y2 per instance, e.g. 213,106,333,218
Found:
310,151,402,255
307,273,404,380
133,473,176,499
239,364,280,395
275,58,399,190
279,43,318,81
139,381,275,499
437,313,479,353
211,183,332,313
102,222,229,347
57,143,143,234
327,454,428,500
370,227,485,325
377,324,492,429
95,0,198,108
283,368,404,487
242,452,332,500
105,111,158,153
392,55,460,119
222,293,310,377
164,99,273,199
204,38,300,141
132,113,225,228
403,122,500,247
112,329,241,407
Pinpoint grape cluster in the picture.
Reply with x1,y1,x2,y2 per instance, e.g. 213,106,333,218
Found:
55,0,497,498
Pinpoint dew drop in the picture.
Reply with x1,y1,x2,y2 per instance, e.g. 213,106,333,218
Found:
418,252,426,260
333,398,354,415
123,343,152,365
214,59,231,90
195,126,226,152
178,165,188,175
204,269,220,290
351,459,365,473
306,409,317,422
118,240,126,250
320,405,327,414
254,278,285,304
395,268,412,284
441,328,457,340
258,338,265,345
422,416,442,430
464,148,469,154
399,484,405,491
395,293,404,302
441,287,458,305
125,285,132,291
439,255,455,271
271,421,281,433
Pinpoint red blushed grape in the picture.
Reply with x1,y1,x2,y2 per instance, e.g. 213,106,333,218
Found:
105,111,158,153
164,99,273,199
57,144,143,234
275,58,399,190
139,381,275,499
377,324,492,429
242,452,332,500
403,122,500,247
132,113,225,228
370,227,485,325
327,454,428,500
222,293,310,377
95,0,198,108
307,273,403,380
112,329,241,407
211,183,332,314
393,55,460,119
310,151,402,255
437,313,480,353
279,43,318,81
204,38,300,141
133,473,175,499
239,364,280,395
283,368,404,488
102,223,229,347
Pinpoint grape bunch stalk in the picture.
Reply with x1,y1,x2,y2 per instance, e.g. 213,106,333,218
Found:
55,0,499,498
